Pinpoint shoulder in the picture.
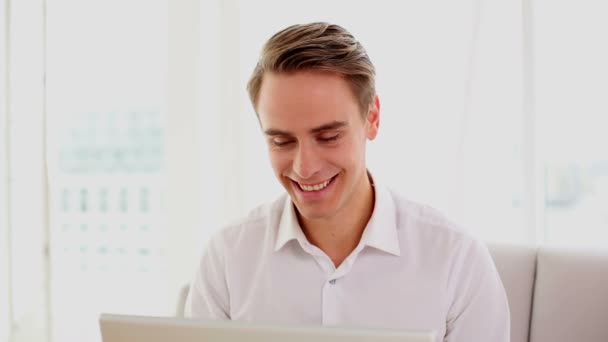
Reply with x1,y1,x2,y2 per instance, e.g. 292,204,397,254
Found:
204,194,287,256
388,188,486,262
390,190,470,241
388,188,496,285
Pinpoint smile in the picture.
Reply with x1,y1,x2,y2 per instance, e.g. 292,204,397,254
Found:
296,175,336,192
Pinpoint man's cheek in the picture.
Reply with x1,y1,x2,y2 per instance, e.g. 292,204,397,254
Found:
269,155,288,174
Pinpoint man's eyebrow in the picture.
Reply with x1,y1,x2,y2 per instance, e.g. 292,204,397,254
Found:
309,121,348,134
264,128,292,136
264,121,348,137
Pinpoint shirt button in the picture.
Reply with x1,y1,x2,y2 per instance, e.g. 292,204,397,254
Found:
329,279,336,285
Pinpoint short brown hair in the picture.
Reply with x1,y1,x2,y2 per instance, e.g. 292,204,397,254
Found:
247,22,376,118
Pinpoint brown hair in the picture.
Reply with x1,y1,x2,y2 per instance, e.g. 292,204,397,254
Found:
247,22,376,118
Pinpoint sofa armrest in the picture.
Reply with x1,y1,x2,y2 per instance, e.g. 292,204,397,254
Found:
488,243,537,342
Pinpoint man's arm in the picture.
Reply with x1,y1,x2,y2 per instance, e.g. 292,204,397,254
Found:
444,239,510,341
184,235,230,319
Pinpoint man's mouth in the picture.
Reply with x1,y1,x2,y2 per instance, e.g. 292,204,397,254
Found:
294,175,337,192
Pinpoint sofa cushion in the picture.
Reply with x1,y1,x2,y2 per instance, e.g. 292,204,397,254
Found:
488,244,537,342
530,248,608,342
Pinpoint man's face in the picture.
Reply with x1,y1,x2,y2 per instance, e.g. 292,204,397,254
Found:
257,71,379,221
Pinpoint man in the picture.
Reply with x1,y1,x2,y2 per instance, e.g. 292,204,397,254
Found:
185,22,510,341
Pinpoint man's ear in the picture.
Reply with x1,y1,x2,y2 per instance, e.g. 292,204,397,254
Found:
366,95,380,140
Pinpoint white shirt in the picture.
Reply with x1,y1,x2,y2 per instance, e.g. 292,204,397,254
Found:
185,181,510,342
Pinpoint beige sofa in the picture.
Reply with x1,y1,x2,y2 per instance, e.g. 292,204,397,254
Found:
489,244,608,342
177,244,608,341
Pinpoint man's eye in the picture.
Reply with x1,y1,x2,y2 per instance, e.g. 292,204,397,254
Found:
318,134,340,143
271,138,294,147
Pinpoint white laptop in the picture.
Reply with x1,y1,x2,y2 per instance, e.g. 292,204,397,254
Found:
100,314,436,342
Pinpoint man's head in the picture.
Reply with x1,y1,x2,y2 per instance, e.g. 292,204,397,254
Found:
247,22,376,118
248,23,380,223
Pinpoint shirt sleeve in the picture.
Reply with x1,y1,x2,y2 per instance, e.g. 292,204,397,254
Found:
444,239,510,342
184,234,231,319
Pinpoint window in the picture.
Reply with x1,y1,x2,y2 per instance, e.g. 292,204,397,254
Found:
535,0,608,247
46,1,170,341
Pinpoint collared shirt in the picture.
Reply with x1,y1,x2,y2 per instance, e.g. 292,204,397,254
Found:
185,180,510,342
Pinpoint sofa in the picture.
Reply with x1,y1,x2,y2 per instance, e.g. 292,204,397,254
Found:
177,244,608,341
489,244,608,342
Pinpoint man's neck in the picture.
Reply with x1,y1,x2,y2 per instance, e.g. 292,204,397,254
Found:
298,172,375,268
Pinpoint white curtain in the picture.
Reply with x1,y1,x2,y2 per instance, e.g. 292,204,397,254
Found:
2,0,49,341
1,1,12,340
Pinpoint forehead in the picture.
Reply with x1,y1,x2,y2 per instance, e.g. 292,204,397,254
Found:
257,71,360,132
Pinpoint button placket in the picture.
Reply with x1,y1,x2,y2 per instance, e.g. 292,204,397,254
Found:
322,273,340,325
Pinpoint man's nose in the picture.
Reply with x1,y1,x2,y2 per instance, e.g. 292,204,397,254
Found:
293,143,321,180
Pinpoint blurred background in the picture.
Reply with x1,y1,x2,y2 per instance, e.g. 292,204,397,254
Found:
1,0,607,341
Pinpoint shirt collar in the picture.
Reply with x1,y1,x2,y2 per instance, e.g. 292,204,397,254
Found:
359,177,401,256
274,172,401,256
274,196,309,251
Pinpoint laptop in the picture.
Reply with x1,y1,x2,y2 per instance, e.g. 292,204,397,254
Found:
100,314,436,342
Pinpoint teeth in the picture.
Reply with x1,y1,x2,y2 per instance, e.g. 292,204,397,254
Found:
299,178,331,192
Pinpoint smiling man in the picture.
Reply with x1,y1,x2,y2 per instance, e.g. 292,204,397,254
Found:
185,23,510,341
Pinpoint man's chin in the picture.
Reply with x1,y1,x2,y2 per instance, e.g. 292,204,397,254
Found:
292,201,336,221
